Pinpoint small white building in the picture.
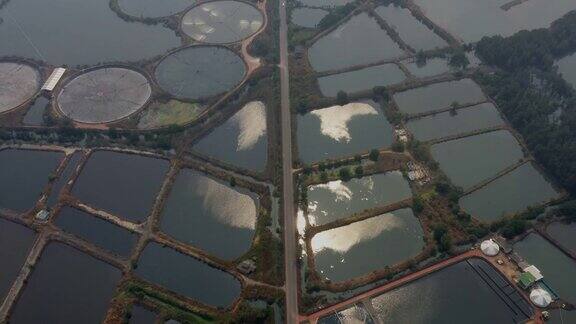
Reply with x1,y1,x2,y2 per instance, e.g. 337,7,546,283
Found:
523,265,544,281
41,67,66,92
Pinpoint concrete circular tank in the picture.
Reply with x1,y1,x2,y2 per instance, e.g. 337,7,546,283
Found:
154,46,246,100
0,62,40,114
180,0,263,44
57,67,152,124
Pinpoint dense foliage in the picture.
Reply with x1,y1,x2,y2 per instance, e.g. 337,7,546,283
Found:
474,10,576,194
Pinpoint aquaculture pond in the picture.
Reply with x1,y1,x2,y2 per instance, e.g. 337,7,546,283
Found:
299,0,353,7
0,63,40,114
369,259,532,323
548,309,576,324
317,64,405,97
430,130,524,190
312,208,424,282
46,152,83,208
155,46,246,100
546,222,576,254
117,0,196,18
308,13,404,72
318,304,375,323
10,243,121,324
406,103,505,141
413,0,575,43
375,5,447,51
0,149,63,212
306,172,411,226
72,151,169,223
514,233,576,303
291,8,328,28
403,58,450,78
136,242,241,307
22,96,48,126
160,169,258,260
193,101,267,171
181,1,263,43
297,101,394,164
556,53,576,88
56,207,138,257
0,218,36,302
0,0,180,66
129,305,157,324
393,79,485,115
460,163,559,222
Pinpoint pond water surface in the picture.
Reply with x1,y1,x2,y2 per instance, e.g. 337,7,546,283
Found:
193,101,267,172
160,169,258,260
0,218,36,302
306,172,411,226
56,207,138,257
514,233,576,303
118,0,196,18
460,163,559,222
431,130,523,190
46,151,83,208
0,149,63,212
546,221,576,254
22,97,48,126
72,151,169,223
312,208,424,282
556,53,576,88
406,103,504,141
403,58,450,78
291,8,328,28
297,101,394,164
136,242,241,307
10,242,121,324
393,79,485,115
129,305,157,324
318,64,405,97
0,0,180,66
308,13,404,72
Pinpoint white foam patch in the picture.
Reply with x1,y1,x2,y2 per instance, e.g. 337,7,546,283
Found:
311,213,403,253
313,180,353,202
195,176,257,229
232,101,267,151
311,102,378,143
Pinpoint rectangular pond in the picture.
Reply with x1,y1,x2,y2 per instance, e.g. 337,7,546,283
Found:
46,151,83,208
514,233,576,304
136,242,241,308
307,171,412,226
406,102,505,141
546,221,576,254
556,52,576,89
460,163,559,222
308,13,404,72
403,57,451,78
0,149,63,212
413,0,575,43
312,208,424,282
375,5,447,51
297,101,394,164
193,101,267,172
72,151,169,223
393,79,485,115
0,218,36,302
318,64,405,97
160,169,258,260
10,242,121,324
55,206,138,257
430,130,524,190
369,258,532,323
129,305,157,324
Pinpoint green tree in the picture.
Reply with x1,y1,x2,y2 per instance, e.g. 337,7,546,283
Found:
369,149,380,161
354,165,364,177
339,167,352,181
336,90,349,105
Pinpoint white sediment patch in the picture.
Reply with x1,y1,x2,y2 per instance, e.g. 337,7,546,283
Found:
311,102,378,143
232,101,267,151
311,213,403,253
312,180,353,202
196,176,257,229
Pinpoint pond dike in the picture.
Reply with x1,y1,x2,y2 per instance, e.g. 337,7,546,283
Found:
467,258,533,323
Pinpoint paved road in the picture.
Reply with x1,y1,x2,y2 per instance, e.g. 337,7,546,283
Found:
278,0,299,323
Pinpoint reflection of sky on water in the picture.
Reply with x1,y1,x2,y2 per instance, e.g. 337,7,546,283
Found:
371,278,438,323
196,175,256,229
311,103,378,143
232,101,266,151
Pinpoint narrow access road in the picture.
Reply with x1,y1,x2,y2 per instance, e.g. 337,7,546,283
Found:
278,0,299,322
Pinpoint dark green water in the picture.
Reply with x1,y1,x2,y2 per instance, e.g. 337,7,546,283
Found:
11,242,121,323
136,242,241,307
129,305,157,324
312,208,424,282
55,207,138,257
318,64,405,97
404,58,450,78
546,221,576,254
0,149,63,212
291,8,327,28
0,218,36,302
118,0,196,18
160,169,258,260
22,97,48,126
72,151,169,223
